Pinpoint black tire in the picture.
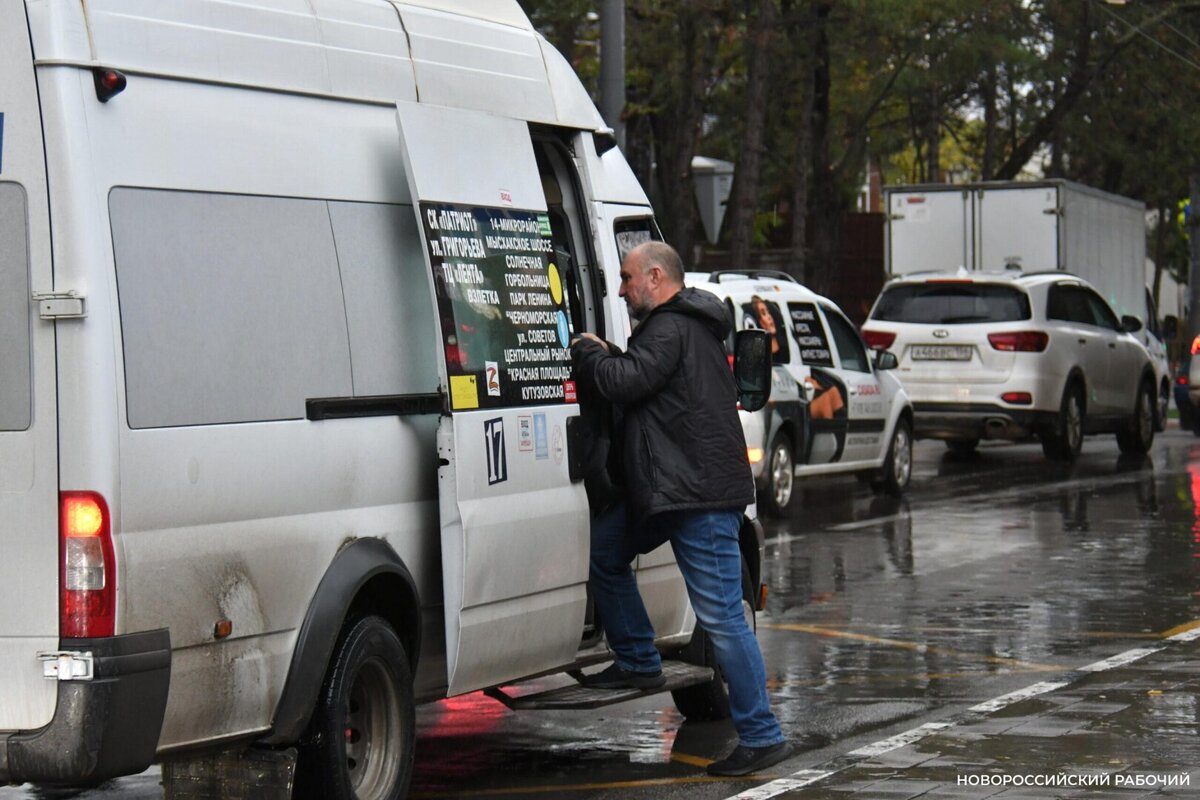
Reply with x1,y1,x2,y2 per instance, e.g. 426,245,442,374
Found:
871,417,912,496
1116,380,1155,455
945,438,979,455
761,433,794,517
671,562,754,721
1155,380,1169,433
295,616,415,800
1042,383,1084,462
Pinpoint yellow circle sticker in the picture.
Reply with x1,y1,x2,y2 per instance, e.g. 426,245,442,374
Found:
548,262,564,306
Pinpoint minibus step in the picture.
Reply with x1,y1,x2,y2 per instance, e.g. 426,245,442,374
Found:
484,661,714,710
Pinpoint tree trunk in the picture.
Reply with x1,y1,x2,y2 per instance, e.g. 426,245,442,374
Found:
648,5,720,265
925,82,941,183
727,0,777,267
807,1,838,294
980,62,997,180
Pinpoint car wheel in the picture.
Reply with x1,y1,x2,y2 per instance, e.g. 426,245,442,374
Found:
671,561,754,721
945,438,979,455
761,433,794,517
871,417,912,496
295,616,415,800
1116,380,1155,455
1042,383,1083,462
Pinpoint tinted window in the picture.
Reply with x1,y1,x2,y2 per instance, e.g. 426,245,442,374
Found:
112,189,353,428
787,301,834,367
1047,284,1101,327
824,307,870,372
872,283,1031,324
0,183,30,431
1082,289,1121,331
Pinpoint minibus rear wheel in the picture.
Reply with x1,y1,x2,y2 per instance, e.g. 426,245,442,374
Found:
296,615,415,800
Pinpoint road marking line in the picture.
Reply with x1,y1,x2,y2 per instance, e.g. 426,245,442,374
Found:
728,770,834,799
827,514,909,531
967,680,1072,713
1078,647,1163,672
846,722,952,757
761,622,1062,671
722,627,1200,800
669,752,712,768
1162,619,1200,640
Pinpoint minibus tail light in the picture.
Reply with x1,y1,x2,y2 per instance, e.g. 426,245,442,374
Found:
60,491,116,638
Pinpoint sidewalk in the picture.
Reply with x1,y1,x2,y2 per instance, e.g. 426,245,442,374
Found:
759,633,1200,799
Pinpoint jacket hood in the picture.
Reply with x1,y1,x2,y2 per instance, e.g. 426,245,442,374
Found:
653,287,731,340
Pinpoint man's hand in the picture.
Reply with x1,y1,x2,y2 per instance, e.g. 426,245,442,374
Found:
571,332,610,352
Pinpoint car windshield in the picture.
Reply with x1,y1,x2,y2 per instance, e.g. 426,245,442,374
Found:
871,283,1031,324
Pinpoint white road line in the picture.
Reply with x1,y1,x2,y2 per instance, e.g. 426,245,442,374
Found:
728,771,834,799
846,722,952,757
721,639,1195,800
1166,627,1200,643
967,680,1072,714
1078,647,1163,672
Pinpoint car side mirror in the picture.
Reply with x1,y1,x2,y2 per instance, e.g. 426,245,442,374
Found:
733,329,772,412
875,350,899,370
1164,315,1179,340
1121,315,1143,334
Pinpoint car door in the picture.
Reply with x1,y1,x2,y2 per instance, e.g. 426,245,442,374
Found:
1082,287,1143,415
1046,284,1113,415
822,306,890,465
783,299,841,465
396,102,589,695
0,0,59,732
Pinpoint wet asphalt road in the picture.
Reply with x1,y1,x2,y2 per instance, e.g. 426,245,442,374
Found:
6,427,1200,799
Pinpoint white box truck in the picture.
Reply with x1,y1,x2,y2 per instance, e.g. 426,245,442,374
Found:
884,180,1170,428
0,2,762,797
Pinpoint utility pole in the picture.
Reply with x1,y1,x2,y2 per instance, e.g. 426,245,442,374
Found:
1190,170,1200,346
598,0,625,150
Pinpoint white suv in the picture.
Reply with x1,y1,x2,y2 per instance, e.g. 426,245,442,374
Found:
688,271,914,515
861,271,1157,460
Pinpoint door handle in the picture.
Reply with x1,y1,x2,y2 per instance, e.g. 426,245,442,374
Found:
1108,342,1116,349
1077,338,1086,345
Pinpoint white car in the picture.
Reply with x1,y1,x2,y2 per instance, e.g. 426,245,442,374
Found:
688,270,914,515
861,270,1157,460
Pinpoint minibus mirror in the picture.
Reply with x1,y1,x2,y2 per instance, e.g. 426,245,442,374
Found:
734,330,772,412
1121,315,1143,334
875,350,899,370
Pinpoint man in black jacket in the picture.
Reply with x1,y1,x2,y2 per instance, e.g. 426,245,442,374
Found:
570,241,791,777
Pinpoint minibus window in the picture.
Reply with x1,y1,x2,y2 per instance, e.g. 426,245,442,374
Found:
0,182,31,431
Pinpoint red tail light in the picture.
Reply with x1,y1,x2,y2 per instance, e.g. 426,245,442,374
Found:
1178,375,1189,386
60,492,116,638
988,331,1048,352
1001,392,1033,405
1191,335,1200,356
861,329,896,351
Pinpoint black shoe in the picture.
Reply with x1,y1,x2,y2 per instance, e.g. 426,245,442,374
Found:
577,663,666,690
706,741,794,777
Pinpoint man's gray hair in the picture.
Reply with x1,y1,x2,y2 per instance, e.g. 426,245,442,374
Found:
636,241,685,285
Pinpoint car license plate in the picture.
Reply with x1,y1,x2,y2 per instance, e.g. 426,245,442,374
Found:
911,345,972,361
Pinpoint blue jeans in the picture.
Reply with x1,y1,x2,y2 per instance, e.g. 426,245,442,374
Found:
590,502,785,748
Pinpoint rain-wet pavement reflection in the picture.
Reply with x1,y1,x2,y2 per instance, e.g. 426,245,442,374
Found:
6,432,1200,800
406,431,1200,800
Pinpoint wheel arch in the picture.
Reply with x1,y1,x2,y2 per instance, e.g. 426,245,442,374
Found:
1063,368,1087,413
738,515,765,609
264,537,421,745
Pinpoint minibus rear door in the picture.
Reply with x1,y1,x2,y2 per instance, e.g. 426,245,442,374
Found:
395,102,590,695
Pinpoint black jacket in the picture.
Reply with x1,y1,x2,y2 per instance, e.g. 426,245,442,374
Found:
571,287,754,522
